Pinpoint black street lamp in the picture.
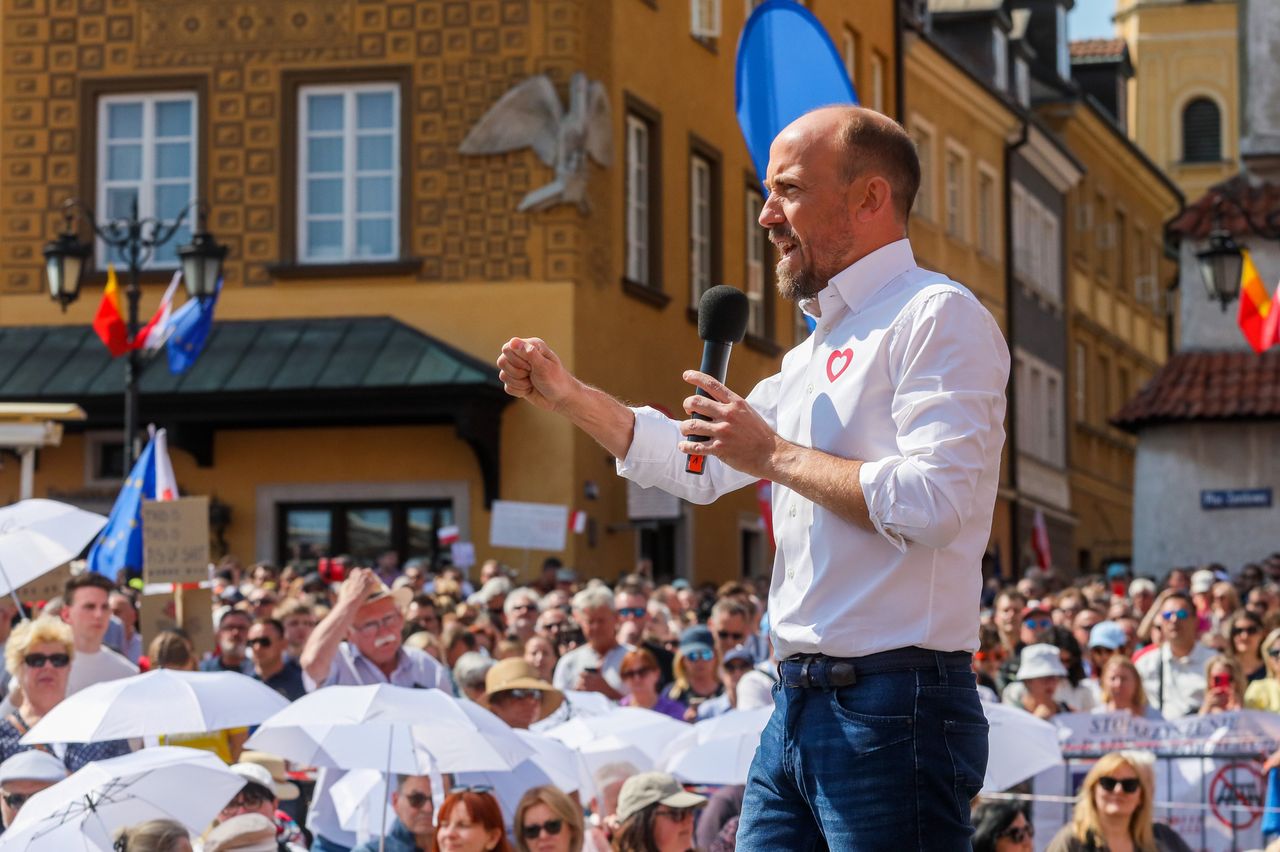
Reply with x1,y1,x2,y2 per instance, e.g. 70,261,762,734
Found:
42,198,228,468
1196,229,1244,312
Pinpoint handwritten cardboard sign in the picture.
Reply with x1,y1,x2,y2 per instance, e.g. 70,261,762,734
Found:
142,497,210,586
140,586,214,659
15,563,72,606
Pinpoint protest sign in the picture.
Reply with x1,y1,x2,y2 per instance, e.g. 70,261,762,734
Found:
16,563,71,606
142,497,209,585
489,500,568,551
140,586,214,659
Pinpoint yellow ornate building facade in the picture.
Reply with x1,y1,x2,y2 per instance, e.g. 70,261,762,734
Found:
1116,0,1239,202
0,0,898,584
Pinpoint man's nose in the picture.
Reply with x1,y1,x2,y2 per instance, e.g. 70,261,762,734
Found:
758,196,784,227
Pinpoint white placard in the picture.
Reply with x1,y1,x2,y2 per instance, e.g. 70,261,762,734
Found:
627,480,683,520
489,500,568,551
450,541,476,569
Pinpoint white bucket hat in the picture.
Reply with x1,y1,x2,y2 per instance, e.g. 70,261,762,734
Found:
1016,643,1068,681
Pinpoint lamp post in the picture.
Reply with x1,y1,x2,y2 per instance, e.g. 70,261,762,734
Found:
1194,189,1280,311
42,198,227,469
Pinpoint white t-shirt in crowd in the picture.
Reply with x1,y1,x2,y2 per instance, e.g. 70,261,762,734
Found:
67,646,139,695
552,642,629,695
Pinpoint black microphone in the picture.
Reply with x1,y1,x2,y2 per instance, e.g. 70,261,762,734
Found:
686,285,750,475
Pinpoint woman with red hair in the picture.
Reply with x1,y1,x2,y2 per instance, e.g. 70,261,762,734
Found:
434,789,513,852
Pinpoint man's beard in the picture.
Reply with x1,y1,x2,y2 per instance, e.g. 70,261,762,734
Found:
771,223,855,303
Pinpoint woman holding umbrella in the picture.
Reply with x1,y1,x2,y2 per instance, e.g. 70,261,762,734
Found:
0,618,129,770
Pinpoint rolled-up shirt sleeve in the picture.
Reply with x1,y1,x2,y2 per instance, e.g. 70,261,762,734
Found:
858,291,1009,551
616,373,780,504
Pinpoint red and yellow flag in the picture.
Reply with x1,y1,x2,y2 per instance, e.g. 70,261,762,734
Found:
92,265,129,357
1237,250,1274,354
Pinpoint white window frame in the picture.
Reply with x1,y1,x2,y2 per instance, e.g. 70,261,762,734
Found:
992,26,1009,91
689,153,714,308
625,114,651,285
976,162,999,258
870,52,886,113
96,91,198,270
910,115,936,223
1012,181,1062,306
691,0,722,39
944,141,968,242
297,82,401,264
745,186,766,338
83,430,128,489
1055,5,1070,80
842,27,859,89
1015,350,1066,468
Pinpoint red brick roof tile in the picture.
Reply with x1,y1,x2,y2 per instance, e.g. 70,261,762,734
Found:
1112,349,1280,431
1069,39,1127,62
1169,174,1280,241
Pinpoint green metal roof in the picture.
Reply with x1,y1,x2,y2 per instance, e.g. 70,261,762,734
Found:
0,316,500,399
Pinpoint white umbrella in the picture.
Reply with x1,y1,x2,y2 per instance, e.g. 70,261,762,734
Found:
531,689,616,731
245,684,533,775
982,702,1063,792
20,670,290,745
454,730,595,832
0,499,106,602
661,707,772,785
0,746,243,851
544,707,691,766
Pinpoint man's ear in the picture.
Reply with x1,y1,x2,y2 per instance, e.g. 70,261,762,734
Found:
853,175,893,223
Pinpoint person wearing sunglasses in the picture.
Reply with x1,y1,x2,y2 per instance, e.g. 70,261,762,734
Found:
662,626,722,722
1223,611,1267,682
248,618,306,702
513,785,582,852
351,774,435,852
1245,628,1280,713
0,749,66,828
611,772,706,852
696,645,757,720
0,617,130,772
483,658,563,730
1047,751,1192,852
618,649,686,721
970,799,1033,852
210,760,307,851
1134,591,1213,719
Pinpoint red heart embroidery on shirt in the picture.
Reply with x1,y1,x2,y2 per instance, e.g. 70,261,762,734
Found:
827,348,853,382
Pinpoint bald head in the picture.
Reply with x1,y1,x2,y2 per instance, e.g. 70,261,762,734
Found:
760,106,919,301
778,107,920,224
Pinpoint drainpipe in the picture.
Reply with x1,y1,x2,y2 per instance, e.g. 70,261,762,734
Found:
1004,116,1030,579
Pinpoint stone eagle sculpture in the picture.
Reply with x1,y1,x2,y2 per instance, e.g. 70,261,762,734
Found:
459,72,612,213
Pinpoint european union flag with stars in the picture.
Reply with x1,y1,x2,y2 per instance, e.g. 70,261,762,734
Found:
86,436,157,577
167,278,222,375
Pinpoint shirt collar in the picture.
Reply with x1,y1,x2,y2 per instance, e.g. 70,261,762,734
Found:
822,238,918,317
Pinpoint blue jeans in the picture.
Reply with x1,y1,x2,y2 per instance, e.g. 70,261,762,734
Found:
311,836,352,852
735,654,988,851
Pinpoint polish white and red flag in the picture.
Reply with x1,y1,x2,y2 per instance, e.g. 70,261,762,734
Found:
568,510,587,534
133,272,182,353
153,426,180,502
1031,509,1052,574
437,525,461,545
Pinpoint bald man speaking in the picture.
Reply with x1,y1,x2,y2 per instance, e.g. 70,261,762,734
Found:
498,107,1009,850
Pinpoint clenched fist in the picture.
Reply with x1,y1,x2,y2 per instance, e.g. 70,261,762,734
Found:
497,337,578,412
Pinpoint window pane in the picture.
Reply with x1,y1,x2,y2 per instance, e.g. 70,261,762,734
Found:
357,135,393,171
307,221,344,258
356,218,393,257
307,94,344,132
106,187,138,219
107,144,142,181
155,100,192,137
155,142,191,179
307,178,343,215
407,508,438,559
357,176,393,213
285,509,332,562
154,183,190,218
357,92,394,130
346,508,393,563
107,103,143,139
151,224,189,266
308,137,344,173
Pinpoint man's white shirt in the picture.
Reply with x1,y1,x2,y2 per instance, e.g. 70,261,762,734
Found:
1135,642,1213,719
67,646,138,695
618,239,1009,660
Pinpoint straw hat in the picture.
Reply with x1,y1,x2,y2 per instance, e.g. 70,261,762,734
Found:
482,658,563,721
233,751,300,801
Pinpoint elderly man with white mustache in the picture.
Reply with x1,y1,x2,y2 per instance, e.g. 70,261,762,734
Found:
301,568,453,852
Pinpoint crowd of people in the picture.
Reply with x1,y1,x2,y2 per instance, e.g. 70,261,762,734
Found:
2,548,1280,850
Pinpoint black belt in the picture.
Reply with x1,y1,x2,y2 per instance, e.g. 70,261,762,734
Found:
777,647,972,689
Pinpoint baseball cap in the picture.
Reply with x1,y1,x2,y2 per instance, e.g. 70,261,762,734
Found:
1020,604,1051,621
615,771,707,822
1088,621,1127,651
722,645,754,667
0,751,66,785
679,625,714,656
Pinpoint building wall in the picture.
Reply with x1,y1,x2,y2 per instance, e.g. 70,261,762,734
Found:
903,31,1020,567
0,0,900,586
1117,0,1239,203
1132,420,1280,579
1042,101,1180,574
